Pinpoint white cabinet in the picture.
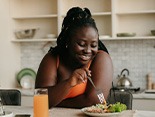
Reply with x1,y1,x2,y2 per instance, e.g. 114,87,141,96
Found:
132,93,155,111
59,0,112,38
10,0,155,42
10,0,58,42
133,99,155,111
113,0,155,39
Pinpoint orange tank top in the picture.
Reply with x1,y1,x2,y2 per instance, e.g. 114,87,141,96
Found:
56,56,91,99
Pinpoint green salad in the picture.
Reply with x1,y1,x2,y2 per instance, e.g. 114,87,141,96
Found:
96,102,127,113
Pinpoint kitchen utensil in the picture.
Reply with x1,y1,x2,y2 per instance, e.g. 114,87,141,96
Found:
16,68,36,85
81,107,121,117
14,28,39,39
20,75,35,89
151,30,155,36
46,34,56,38
117,68,132,87
117,32,136,37
87,76,106,104
0,111,13,117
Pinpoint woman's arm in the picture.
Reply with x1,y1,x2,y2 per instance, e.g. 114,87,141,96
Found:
57,51,113,108
35,53,74,107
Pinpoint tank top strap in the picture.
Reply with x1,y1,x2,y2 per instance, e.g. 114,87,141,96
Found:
86,50,103,69
86,60,92,69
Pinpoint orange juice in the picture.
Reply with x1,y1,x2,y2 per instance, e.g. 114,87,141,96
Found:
34,94,49,117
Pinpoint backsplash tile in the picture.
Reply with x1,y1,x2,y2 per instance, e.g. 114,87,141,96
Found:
21,39,155,89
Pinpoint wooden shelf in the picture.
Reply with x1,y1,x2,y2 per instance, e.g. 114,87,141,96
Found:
11,36,155,42
11,38,57,42
116,10,155,15
10,0,155,42
12,14,58,19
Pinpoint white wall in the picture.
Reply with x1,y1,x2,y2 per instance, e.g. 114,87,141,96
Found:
0,0,21,88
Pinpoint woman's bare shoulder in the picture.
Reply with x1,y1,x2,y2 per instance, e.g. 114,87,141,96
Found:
90,50,113,72
38,52,57,68
36,52,58,87
95,51,112,63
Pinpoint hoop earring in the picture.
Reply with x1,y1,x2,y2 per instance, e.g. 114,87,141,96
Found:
66,44,68,48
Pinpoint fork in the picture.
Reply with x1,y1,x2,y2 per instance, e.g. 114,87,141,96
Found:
87,76,106,104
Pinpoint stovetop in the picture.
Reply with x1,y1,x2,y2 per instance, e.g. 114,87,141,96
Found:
112,87,141,93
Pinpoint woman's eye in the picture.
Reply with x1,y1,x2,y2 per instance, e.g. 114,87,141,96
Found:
91,43,97,48
78,42,86,47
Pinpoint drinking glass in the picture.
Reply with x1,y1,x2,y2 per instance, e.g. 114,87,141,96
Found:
33,88,49,117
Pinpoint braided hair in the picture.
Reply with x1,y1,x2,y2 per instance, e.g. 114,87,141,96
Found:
49,7,109,55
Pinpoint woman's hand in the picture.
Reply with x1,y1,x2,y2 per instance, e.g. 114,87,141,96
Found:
68,68,91,87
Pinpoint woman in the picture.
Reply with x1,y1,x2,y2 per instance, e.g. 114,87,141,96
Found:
35,7,113,108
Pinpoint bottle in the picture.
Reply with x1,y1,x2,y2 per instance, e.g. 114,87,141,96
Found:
152,83,155,89
146,73,152,90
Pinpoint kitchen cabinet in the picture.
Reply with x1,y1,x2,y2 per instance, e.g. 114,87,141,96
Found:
133,99,155,111
10,0,155,42
10,0,58,42
132,93,155,111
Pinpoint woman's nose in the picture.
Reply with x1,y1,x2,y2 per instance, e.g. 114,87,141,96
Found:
84,46,91,53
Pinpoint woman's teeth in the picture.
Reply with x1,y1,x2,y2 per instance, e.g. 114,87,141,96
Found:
80,55,91,60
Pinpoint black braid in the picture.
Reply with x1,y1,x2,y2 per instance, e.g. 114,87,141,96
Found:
49,7,109,55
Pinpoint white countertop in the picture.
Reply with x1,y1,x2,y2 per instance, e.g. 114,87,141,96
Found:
5,106,155,117
4,106,155,117
133,93,155,99
133,90,155,99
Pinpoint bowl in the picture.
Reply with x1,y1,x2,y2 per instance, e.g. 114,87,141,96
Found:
14,28,38,39
0,111,13,117
117,32,136,37
46,34,56,38
151,30,155,36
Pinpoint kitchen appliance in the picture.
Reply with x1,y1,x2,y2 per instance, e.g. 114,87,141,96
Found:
113,68,140,93
117,68,132,87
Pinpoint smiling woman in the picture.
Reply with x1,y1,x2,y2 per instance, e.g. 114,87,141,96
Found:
35,7,113,109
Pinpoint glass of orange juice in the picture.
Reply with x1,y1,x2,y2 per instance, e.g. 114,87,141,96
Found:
33,88,49,117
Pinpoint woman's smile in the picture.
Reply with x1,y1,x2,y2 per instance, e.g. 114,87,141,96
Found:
78,54,92,61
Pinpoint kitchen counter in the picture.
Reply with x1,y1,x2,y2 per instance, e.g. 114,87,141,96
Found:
132,91,155,111
5,106,155,117
133,92,155,99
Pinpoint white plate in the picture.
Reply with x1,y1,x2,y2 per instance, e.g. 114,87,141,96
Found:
81,107,120,117
0,111,13,117
20,75,35,89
